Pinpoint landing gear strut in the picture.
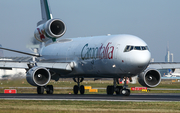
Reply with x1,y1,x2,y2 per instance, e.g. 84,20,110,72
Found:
37,85,54,94
121,77,130,96
106,77,130,96
73,77,85,94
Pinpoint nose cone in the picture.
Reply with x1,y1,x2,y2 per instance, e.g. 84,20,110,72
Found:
132,51,151,70
135,51,151,66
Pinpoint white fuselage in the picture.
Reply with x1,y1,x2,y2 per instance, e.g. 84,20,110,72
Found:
40,34,151,78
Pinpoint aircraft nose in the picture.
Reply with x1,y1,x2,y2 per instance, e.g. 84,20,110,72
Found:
133,51,151,68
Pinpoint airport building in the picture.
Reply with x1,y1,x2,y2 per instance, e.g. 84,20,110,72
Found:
162,45,180,77
0,57,34,79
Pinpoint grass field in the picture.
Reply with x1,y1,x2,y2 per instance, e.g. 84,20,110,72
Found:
1,78,180,94
1,78,180,113
0,100,180,113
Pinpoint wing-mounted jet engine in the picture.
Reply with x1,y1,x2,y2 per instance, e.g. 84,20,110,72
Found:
34,18,66,42
138,68,161,87
26,66,51,86
26,66,53,94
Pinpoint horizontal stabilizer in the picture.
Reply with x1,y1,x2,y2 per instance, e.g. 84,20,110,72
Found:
0,47,40,57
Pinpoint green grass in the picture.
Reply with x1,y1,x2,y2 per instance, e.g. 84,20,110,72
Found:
0,100,180,113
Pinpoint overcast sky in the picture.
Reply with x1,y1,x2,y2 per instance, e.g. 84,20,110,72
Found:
0,0,180,62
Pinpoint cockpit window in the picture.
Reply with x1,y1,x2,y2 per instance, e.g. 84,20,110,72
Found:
142,46,146,50
124,45,149,52
134,46,141,50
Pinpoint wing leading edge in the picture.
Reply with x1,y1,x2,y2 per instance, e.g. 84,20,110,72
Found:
0,60,73,71
148,62,180,69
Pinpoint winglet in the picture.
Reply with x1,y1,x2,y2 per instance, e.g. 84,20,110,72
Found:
37,0,53,26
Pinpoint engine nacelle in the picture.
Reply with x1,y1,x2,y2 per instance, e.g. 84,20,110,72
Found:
34,18,66,42
26,66,51,86
138,68,161,87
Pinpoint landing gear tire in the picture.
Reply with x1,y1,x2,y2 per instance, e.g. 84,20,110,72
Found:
107,86,114,95
115,86,123,95
121,89,130,96
46,85,53,94
80,85,85,95
37,86,44,94
73,77,84,95
73,85,79,94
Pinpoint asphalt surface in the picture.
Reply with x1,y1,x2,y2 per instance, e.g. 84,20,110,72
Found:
0,93,180,102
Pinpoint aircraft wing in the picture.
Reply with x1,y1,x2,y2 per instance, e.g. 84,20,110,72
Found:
148,62,180,69
0,61,28,69
0,58,73,71
37,62,73,71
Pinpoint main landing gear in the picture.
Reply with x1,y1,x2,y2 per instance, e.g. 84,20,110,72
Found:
73,77,85,94
106,77,130,96
37,85,54,94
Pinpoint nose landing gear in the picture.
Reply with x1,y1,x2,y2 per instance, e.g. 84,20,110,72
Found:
106,77,130,96
121,88,130,96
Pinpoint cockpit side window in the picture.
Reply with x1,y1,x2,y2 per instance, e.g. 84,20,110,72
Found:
124,45,131,52
130,46,133,51
145,46,149,50
126,46,130,50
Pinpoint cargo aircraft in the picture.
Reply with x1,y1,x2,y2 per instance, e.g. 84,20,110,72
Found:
1,0,180,96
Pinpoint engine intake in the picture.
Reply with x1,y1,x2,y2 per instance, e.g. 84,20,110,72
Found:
34,19,66,42
50,20,65,36
26,66,51,86
138,69,161,87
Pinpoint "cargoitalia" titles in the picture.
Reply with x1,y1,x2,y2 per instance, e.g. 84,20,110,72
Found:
81,42,114,60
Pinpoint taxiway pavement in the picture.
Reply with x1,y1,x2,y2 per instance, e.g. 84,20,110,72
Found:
0,93,180,102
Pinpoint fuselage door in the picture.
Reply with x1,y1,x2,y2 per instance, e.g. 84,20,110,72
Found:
114,44,120,59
